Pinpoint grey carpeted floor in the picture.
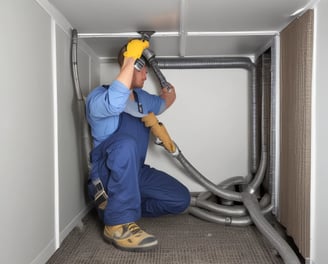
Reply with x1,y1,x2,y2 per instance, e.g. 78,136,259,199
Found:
47,209,284,264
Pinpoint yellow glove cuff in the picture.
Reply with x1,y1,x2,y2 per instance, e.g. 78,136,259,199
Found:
142,112,176,153
123,39,149,60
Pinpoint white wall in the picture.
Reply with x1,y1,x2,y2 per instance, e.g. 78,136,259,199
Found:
312,1,328,264
0,1,54,263
0,1,100,263
100,63,249,191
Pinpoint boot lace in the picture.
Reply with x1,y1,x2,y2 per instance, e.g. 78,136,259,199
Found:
127,223,142,235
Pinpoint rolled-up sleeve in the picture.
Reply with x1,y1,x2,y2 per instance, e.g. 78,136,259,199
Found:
88,80,131,119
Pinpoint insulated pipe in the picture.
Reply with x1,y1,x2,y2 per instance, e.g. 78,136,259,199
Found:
188,206,253,226
175,150,243,202
142,49,170,90
192,197,247,216
192,191,271,212
157,57,255,70
188,202,273,227
156,57,259,174
247,68,269,193
217,176,246,190
194,176,245,202
190,176,249,216
195,191,213,202
143,54,261,202
247,151,267,194
151,55,300,263
71,29,92,171
154,56,267,206
242,192,300,264
191,191,271,217
148,57,270,206
71,29,83,101
137,31,171,90
249,66,259,175
146,56,264,203
218,175,246,206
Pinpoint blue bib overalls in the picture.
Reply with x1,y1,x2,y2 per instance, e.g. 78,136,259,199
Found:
89,112,190,226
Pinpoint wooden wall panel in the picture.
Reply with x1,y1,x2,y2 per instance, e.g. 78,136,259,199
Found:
279,10,313,258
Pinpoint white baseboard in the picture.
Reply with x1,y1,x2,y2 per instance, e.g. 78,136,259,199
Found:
59,204,92,244
306,258,315,264
30,204,92,264
30,239,56,264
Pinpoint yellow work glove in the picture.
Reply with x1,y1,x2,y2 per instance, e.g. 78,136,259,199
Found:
123,39,149,60
142,112,176,153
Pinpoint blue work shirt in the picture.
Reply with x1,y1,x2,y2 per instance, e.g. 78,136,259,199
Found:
86,80,165,147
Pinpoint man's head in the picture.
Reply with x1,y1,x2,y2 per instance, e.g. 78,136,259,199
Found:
117,39,147,67
117,39,148,88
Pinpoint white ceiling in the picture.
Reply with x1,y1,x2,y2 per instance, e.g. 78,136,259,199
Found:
49,0,316,59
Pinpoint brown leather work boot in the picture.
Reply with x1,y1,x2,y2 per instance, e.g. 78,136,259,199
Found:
103,222,158,252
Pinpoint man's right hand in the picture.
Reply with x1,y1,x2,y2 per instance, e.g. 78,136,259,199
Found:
142,112,176,153
124,39,149,60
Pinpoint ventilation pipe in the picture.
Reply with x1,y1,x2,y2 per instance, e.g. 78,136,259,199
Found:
150,57,300,264
156,56,263,206
71,29,92,172
157,57,259,176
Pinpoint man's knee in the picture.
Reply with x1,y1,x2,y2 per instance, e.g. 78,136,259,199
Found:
172,186,191,214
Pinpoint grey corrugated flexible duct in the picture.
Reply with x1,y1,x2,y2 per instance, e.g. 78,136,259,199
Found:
191,197,248,217
150,55,299,263
191,192,271,217
192,176,245,203
190,176,249,217
242,192,300,264
157,57,259,175
157,57,254,70
71,29,83,101
71,29,92,172
247,66,269,194
155,57,262,204
175,149,243,202
188,202,273,227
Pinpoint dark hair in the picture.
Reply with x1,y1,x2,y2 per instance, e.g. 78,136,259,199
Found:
117,43,127,67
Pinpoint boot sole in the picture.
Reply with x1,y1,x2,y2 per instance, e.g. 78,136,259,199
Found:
103,234,158,252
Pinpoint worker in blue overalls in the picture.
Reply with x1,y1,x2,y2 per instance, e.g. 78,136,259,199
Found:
86,39,190,252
